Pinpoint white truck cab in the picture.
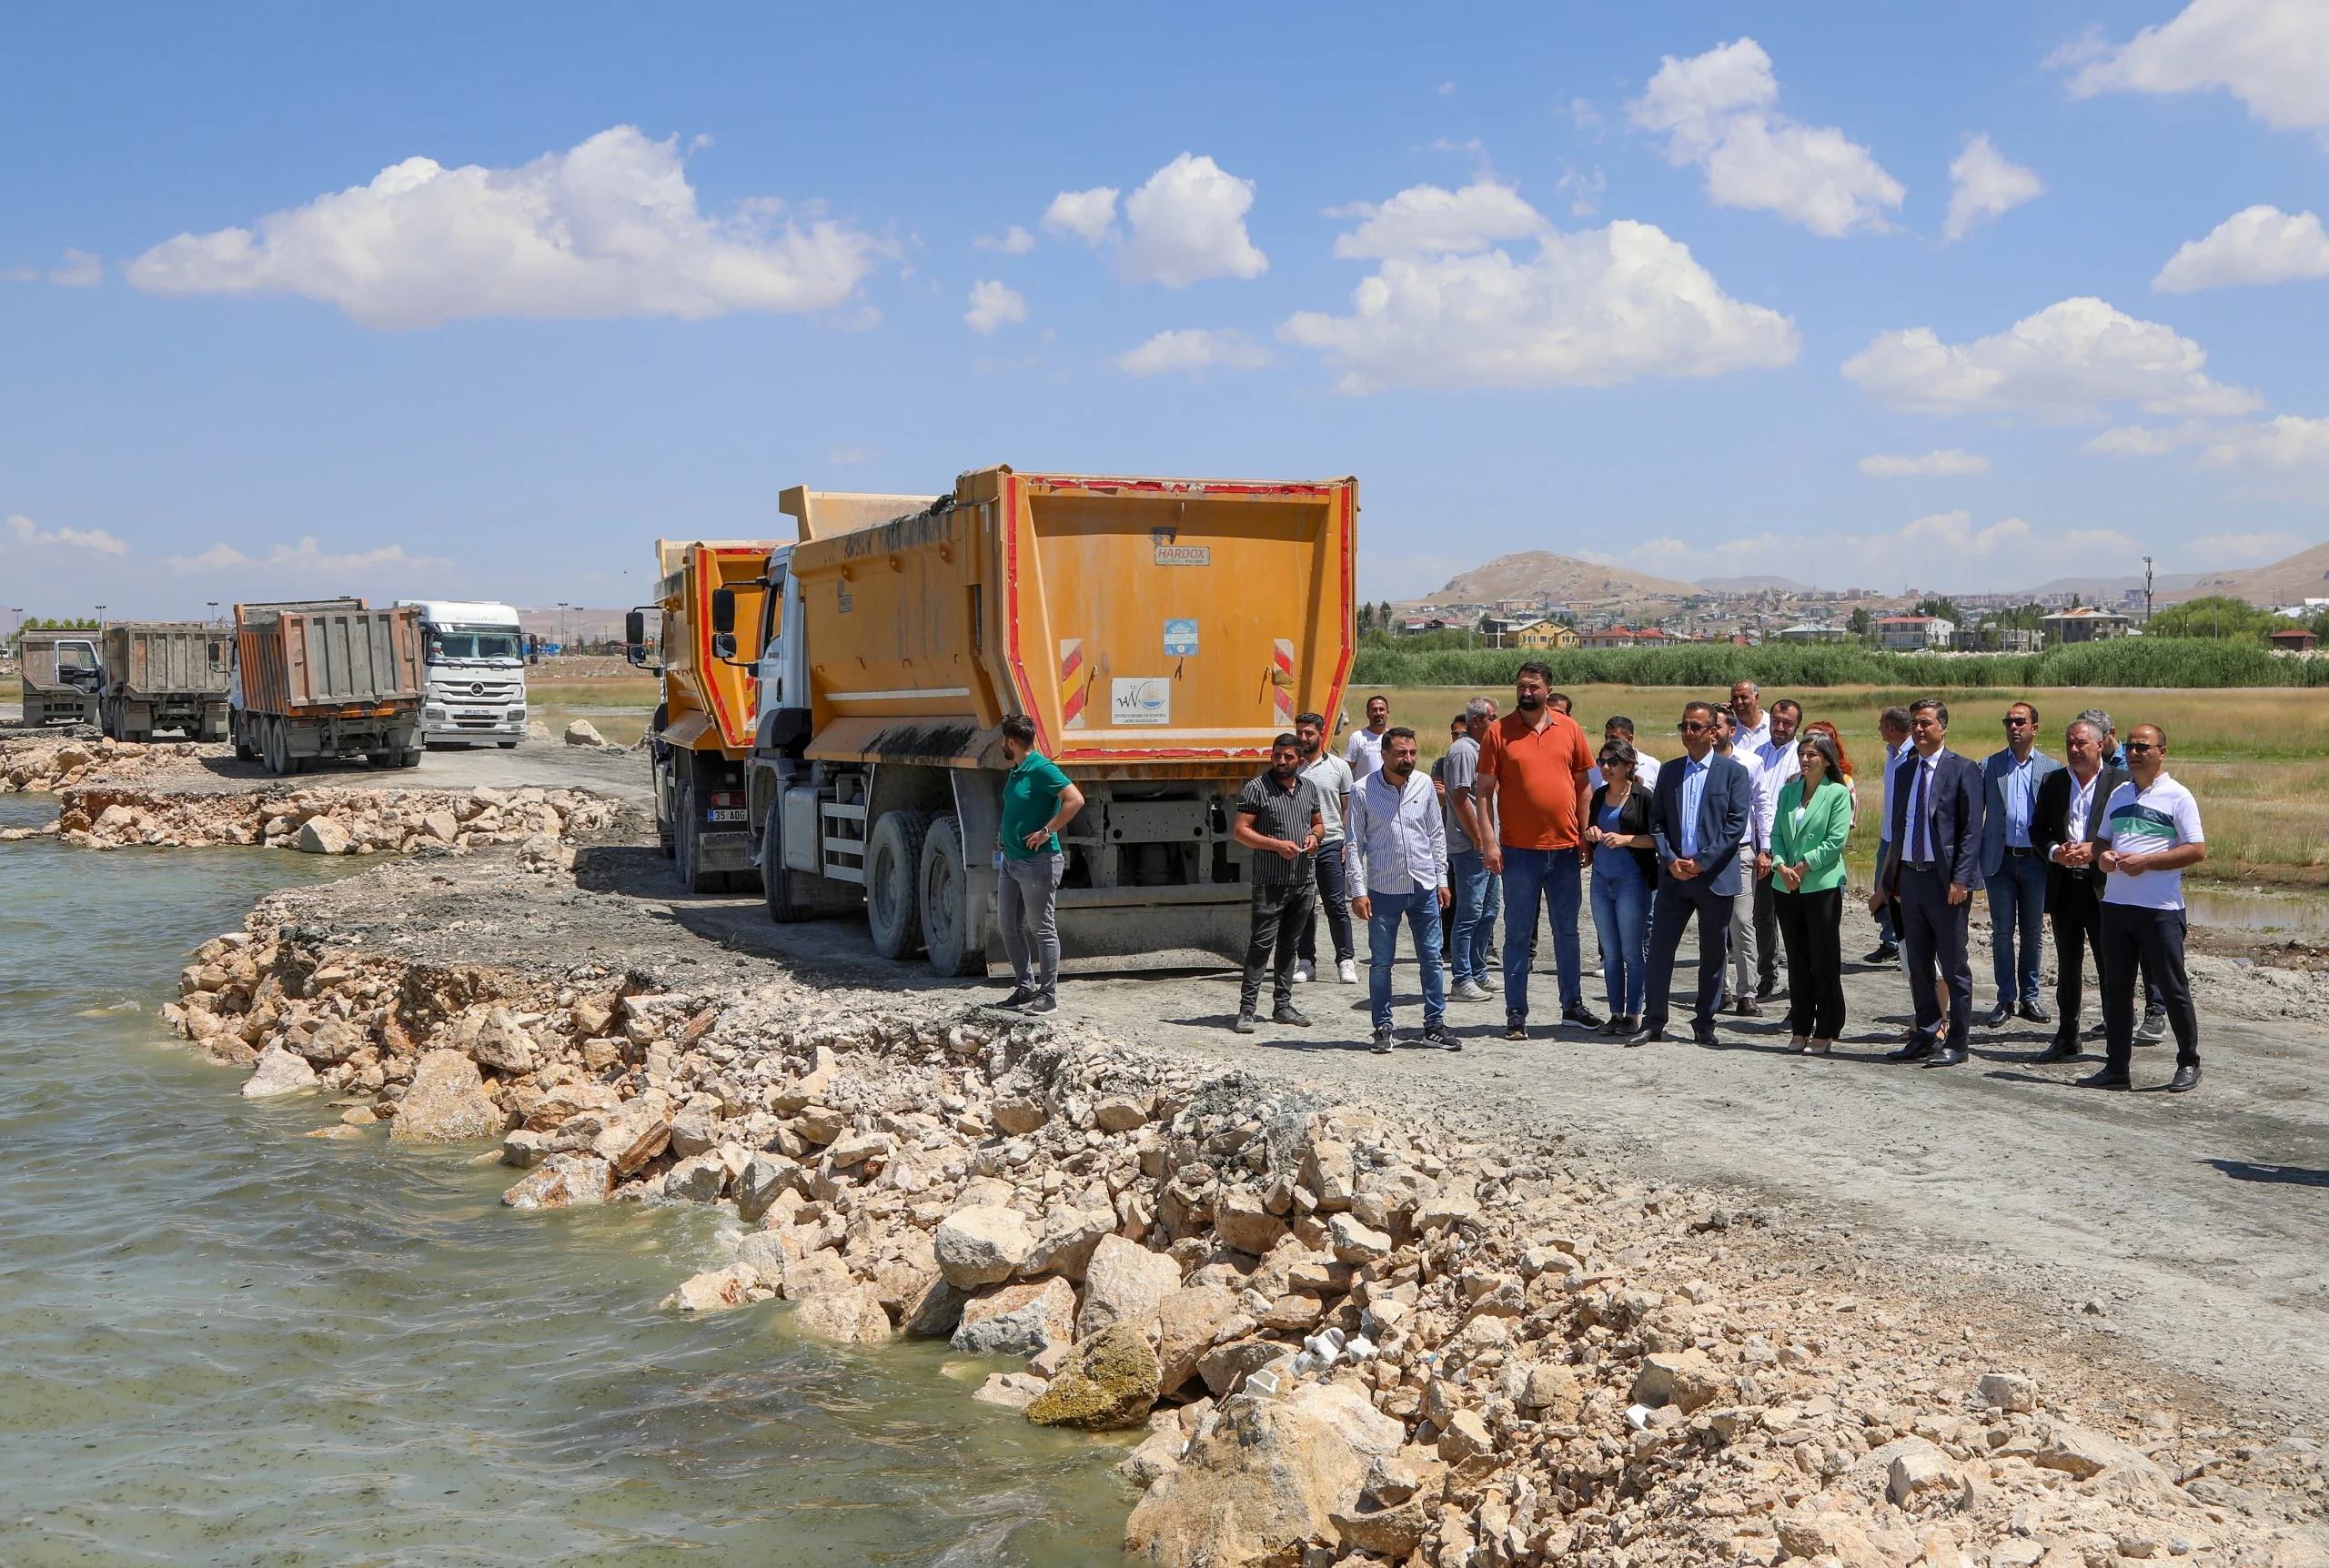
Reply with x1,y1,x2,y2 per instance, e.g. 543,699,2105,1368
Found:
396,599,527,748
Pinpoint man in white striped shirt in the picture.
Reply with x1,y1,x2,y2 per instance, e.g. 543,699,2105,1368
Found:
1346,727,1455,1055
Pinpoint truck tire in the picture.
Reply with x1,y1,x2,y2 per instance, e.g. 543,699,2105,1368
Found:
400,749,423,769
918,815,988,977
865,809,932,960
674,779,731,896
365,751,394,770
762,796,814,923
233,714,256,763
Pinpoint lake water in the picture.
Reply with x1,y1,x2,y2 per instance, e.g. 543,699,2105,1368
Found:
0,795,1125,1565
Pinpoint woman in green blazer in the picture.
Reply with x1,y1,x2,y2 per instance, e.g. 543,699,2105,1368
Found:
1769,729,1855,1052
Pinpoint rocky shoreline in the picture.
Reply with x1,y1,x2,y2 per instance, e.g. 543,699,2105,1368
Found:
143,850,2326,1568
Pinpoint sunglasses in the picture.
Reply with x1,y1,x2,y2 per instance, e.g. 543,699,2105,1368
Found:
1678,720,1711,732
2124,741,2159,753
2004,716,2032,727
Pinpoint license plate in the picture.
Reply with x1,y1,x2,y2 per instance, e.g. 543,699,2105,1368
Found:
705,809,747,824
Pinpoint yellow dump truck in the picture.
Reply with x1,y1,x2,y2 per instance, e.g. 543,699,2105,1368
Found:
729,465,1358,974
629,540,778,893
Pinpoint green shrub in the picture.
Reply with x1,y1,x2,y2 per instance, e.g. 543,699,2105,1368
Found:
1348,638,2329,690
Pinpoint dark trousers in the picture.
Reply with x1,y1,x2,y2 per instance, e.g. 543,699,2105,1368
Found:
1296,845,1354,965
1752,872,1781,986
1773,887,1846,1039
1643,875,1731,1031
1897,865,1973,1046
2102,903,2200,1072
1241,880,1315,1016
2052,877,2165,1033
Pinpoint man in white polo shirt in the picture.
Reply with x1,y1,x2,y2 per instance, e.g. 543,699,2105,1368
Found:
2079,724,2207,1094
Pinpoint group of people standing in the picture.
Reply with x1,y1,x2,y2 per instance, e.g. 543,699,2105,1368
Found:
1220,669,2210,1093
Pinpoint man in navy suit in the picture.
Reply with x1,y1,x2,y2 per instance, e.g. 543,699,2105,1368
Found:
1870,698,1985,1065
1631,701,1752,1046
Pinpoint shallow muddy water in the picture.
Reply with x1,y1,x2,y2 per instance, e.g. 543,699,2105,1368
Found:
0,796,1124,1565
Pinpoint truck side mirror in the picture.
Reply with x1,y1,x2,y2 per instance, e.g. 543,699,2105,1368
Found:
711,588,737,635
712,633,738,659
624,609,647,668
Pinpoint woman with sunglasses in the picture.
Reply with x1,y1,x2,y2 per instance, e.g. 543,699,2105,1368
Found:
1582,739,1656,1032
1769,729,1853,1053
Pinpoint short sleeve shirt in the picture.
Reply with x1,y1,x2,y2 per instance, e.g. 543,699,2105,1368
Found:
2101,773,2204,910
1440,734,1480,855
1001,751,1074,860
1346,727,1386,783
1479,709,1595,850
1236,771,1322,887
1300,751,1355,843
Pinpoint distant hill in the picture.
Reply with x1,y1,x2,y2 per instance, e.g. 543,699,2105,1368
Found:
1422,550,1700,606
1696,574,1813,593
2156,540,2329,608
2016,572,2202,601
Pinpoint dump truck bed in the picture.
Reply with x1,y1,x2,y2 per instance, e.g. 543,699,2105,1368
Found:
104,623,231,699
233,600,423,718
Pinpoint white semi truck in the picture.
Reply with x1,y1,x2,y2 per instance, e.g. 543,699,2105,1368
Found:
396,600,528,749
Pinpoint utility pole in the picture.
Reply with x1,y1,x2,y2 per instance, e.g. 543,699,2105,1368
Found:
2142,556,2154,625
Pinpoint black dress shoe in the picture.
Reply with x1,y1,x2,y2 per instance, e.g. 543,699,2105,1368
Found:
1979,1002,2013,1029
1624,1024,1665,1048
1754,974,1778,1000
1689,1022,1720,1046
1862,943,1899,964
2077,1068,2132,1090
2168,1063,2202,1093
2034,1039,2082,1062
1886,1036,1935,1062
2019,1000,2052,1025
1922,1045,1970,1068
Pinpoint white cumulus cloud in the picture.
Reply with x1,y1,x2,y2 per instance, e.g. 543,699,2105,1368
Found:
2154,205,2329,290
1283,202,1797,394
1604,512,2134,592
5,249,105,286
963,278,1029,335
1117,154,1268,288
1841,297,2263,421
1329,178,1550,259
126,126,882,329
167,536,455,578
1859,448,1992,477
2092,413,2329,467
975,226,1036,255
4,513,129,556
1628,38,1904,236
1944,135,2044,241
1115,327,1273,377
2064,0,2329,133
1042,186,1118,245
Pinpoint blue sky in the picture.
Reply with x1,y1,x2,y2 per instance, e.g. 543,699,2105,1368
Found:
4,1,2326,618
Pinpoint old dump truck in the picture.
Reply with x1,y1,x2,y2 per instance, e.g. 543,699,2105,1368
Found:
99,622,232,741
630,541,777,894
713,466,1357,975
230,598,425,775
14,628,106,727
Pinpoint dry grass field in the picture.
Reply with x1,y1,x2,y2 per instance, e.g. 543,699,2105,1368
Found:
525,669,660,748
1362,683,2329,889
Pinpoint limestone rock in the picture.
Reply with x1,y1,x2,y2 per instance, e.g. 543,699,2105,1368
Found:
1332,1493,1437,1558
1299,1137,1356,1210
563,719,605,747
780,1249,853,1302
296,1019,366,1066
1977,1372,2037,1413
501,1128,551,1167
1125,1378,1401,1565
971,1372,1047,1411
790,1283,892,1344
662,1153,730,1203
391,1050,506,1142
1077,1234,1182,1340
463,1008,536,1074
1437,1408,1494,1464
1025,1322,1159,1432
1777,1513,1891,1568
590,1094,672,1175
1197,1337,1287,1399
241,1044,319,1099
901,1277,971,1340
663,1264,756,1313
1888,1441,1965,1506
1025,1205,1115,1281
933,1205,1038,1289
1094,1095,1149,1132
1631,1348,1723,1413
767,1046,838,1114
952,1276,1077,1357
501,1152,612,1210
1214,1191,1290,1256
294,817,351,855
824,1129,889,1169
734,1152,803,1223
1155,1285,1240,1395
1116,1416,1186,1490
2023,1421,2170,1484
667,1105,721,1160
1327,1211,1393,1266
1518,1361,1582,1417
990,1095,1048,1135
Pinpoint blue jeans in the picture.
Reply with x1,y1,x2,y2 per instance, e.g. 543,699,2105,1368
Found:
1449,850,1493,986
1366,883,1447,1032
1589,859,1651,1015
1499,846,1583,1020
1986,850,2048,1003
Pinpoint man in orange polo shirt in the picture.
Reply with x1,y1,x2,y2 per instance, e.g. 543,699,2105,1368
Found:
1479,660,1600,1040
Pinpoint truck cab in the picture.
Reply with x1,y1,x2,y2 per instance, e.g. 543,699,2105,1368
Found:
397,600,528,748
17,630,105,726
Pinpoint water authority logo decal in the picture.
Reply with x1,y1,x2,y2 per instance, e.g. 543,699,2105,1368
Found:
1111,678,1171,727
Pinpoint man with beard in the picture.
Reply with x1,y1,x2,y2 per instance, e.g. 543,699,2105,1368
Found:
1478,662,1599,1040
1346,693,1392,783
1229,734,1325,1033
1347,727,1456,1053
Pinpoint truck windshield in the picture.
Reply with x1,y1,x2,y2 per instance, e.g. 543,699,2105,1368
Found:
427,629,522,662
56,643,98,670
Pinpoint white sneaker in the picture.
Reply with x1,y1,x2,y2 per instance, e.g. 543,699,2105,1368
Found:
1337,959,1358,985
1453,980,1493,1003
1292,960,1315,984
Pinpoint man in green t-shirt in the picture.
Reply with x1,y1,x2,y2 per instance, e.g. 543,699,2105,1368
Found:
997,714,1084,1013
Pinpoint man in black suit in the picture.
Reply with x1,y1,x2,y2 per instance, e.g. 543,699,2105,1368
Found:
1869,698,1985,1066
1633,700,1753,1047
2034,716,2127,1060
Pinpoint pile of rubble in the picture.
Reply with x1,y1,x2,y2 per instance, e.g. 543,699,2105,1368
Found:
0,733,227,797
4,781,618,857
162,892,2319,1568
